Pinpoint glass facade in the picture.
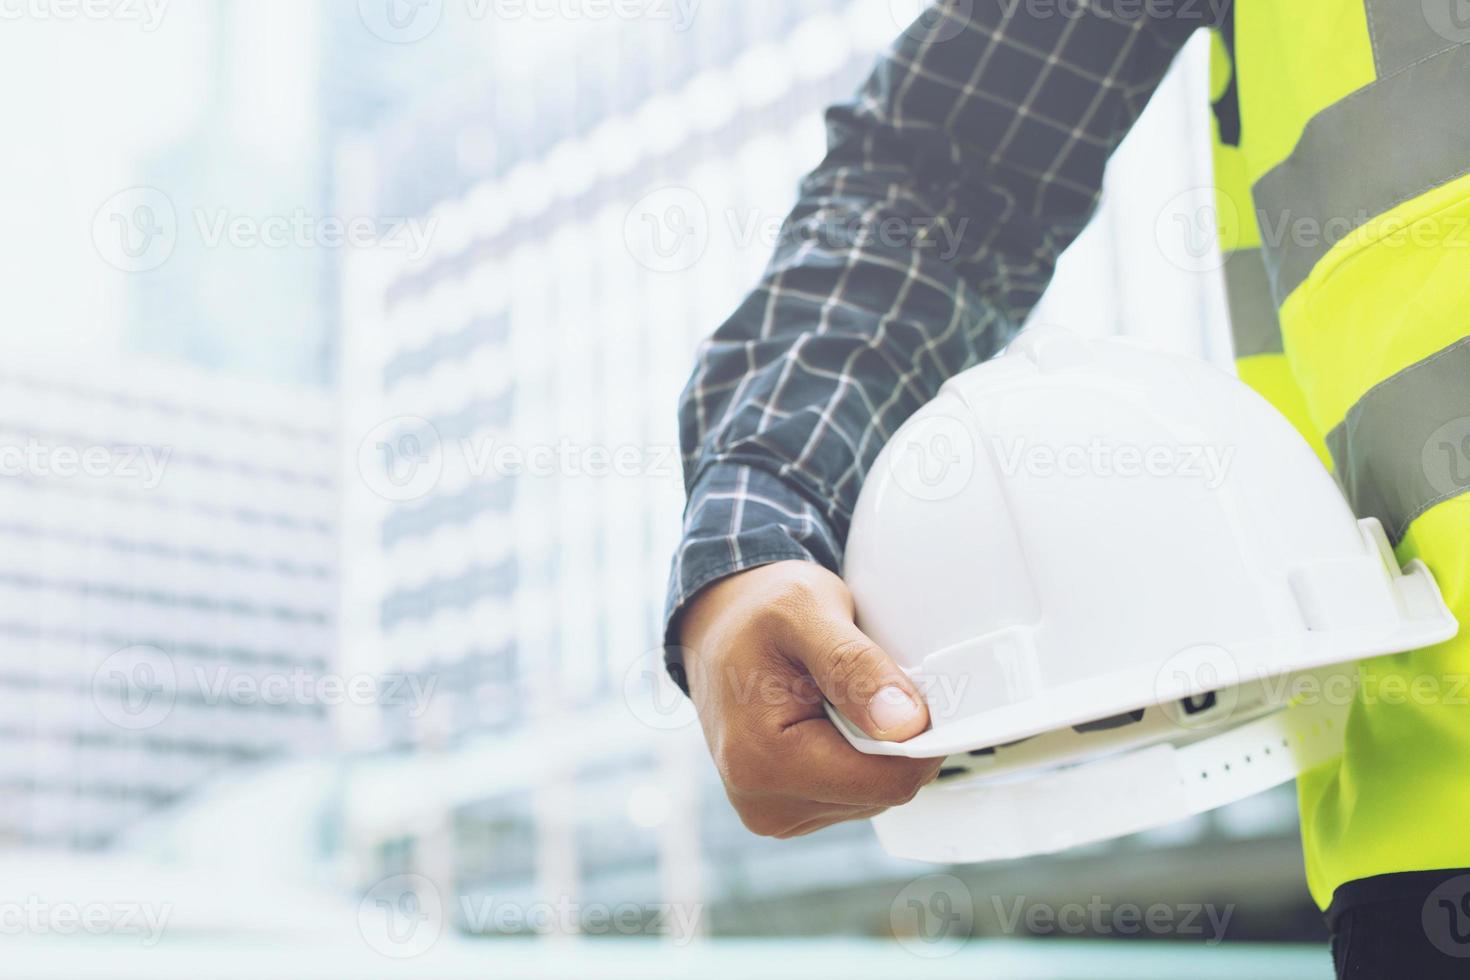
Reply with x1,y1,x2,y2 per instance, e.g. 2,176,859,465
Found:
0,354,336,849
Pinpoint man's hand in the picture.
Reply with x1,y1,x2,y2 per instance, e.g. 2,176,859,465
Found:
677,560,943,838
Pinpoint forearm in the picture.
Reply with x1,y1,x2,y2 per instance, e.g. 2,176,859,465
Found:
667,1,1208,654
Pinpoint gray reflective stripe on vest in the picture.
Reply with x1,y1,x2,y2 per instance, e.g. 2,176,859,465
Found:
1252,42,1470,306
1223,247,1283,358
1326,336,1470,545
1364,0,1465,74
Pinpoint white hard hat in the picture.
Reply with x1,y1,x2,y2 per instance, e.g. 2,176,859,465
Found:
831,328,1458,862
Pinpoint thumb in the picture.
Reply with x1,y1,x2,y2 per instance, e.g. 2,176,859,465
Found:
788,614,931,742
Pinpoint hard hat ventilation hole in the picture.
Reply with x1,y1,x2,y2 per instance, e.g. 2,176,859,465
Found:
1072,707,1146,734
1181,691,1219,715
967,747,996,757
937,767,968,781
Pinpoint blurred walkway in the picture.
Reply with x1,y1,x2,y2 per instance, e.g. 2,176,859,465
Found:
1,936,1332,979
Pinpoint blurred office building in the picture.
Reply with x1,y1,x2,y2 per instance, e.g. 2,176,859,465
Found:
336,0,898,932
338,0,884,742
125,0,487,388
0,355,336,850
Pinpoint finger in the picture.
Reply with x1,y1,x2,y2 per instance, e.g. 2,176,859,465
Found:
769,717,943,807
781,611,930,741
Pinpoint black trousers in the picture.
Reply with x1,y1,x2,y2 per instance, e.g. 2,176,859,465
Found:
1328,870,1470,979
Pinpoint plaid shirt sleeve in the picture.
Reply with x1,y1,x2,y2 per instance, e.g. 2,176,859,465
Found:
665,1,1212,664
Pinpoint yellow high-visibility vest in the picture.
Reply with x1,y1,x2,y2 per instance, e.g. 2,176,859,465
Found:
1211,2,1470,910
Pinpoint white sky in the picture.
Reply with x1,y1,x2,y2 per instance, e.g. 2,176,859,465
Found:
0,2,322,356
